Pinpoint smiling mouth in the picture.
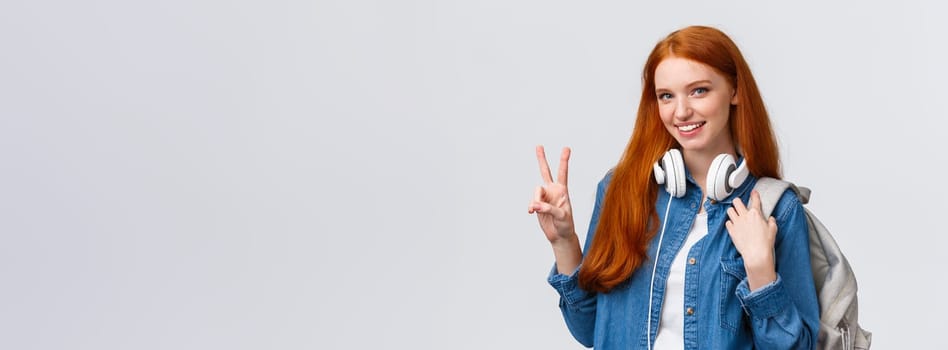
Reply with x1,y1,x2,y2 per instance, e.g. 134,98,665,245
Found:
677,122,706,132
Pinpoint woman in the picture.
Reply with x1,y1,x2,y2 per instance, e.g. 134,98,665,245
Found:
528,26,820,349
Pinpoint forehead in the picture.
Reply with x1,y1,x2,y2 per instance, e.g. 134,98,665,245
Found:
654,57,725,89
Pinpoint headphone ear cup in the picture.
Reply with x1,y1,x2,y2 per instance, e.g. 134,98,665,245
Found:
728,157,749,192
653,162,666,185
662,149,686,198
707,154,737,201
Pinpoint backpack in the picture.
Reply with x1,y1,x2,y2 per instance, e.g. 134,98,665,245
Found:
753,177,872,350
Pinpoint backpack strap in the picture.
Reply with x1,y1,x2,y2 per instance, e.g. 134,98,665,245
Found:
753,177,811,217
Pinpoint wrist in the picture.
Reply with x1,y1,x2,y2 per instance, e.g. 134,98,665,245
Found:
550,233,579,251
742,253,774,272
743,255,777,291
550,233,582,276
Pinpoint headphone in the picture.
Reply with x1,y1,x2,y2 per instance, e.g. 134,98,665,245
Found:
651,148,749,201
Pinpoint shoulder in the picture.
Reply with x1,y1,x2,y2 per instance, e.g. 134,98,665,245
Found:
772,187,804,222
753,177,805,223
593,168,616,203
599,167,615,189
766,184,810,243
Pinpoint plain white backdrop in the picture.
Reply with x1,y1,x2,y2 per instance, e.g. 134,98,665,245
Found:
1,0,945,349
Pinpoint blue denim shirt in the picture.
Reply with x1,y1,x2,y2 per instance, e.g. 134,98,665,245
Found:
548,169,819,349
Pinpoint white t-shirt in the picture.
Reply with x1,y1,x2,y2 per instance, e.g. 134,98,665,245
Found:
653,211,708,349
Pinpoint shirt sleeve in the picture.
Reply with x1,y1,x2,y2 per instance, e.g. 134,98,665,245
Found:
734,189,820,350
545,172,611,348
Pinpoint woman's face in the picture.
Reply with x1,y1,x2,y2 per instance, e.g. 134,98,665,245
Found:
654,57,738,157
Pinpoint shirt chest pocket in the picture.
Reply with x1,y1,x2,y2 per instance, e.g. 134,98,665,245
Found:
719,257,747,332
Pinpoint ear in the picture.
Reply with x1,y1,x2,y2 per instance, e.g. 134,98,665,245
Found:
730,89,739,105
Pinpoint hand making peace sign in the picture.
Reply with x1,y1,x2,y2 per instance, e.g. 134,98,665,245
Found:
528,145,577,245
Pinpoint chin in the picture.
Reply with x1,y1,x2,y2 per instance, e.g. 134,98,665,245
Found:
677,141,709,152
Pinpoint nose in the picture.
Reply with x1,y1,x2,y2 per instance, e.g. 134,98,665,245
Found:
674,98,692,120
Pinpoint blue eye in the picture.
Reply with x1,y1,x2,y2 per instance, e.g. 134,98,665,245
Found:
692,87,708,96
658,92,673,101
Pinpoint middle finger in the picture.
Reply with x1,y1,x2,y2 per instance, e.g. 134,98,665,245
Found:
732,197,748,215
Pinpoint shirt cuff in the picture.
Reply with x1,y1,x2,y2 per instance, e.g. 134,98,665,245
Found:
547,264,591,306
734,274,790,320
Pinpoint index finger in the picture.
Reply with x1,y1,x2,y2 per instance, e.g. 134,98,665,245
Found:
557,147,571,185
749,190,763,213
732,196,748,215
535,145,554,184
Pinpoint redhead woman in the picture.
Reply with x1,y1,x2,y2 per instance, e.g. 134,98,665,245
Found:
528,26,819,349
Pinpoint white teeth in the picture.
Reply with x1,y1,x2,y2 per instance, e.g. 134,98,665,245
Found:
678,122,704,132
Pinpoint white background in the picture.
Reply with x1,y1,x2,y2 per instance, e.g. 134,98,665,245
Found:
1,1,945,349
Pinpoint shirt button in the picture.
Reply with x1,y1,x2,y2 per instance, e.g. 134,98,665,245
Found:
688,257,696,265
686,307,694,316
691,202,696,209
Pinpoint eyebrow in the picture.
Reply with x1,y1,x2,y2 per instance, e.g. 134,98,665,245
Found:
655,79,713,93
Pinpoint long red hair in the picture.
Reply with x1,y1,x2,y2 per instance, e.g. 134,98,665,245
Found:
578,26,782,292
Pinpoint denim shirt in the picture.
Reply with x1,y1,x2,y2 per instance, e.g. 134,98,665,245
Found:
548,169,820,349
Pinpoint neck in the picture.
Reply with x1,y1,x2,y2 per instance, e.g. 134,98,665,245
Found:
682,145,738,200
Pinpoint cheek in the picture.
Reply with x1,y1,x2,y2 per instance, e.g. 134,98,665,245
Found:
695,98,731,118
657,104,675,123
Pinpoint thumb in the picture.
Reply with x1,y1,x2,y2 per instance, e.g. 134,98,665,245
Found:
535,202,565,219
548,205,567,220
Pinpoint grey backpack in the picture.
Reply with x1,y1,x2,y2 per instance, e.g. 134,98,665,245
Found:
754,178,872,350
